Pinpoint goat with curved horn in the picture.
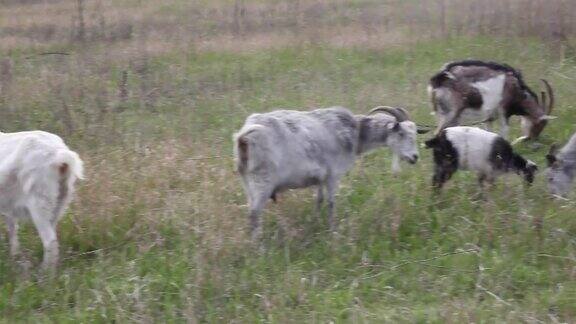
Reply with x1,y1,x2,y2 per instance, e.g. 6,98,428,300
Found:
429,60,555,142
234,106,421,239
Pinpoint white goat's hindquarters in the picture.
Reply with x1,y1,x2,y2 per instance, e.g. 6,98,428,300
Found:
0,131,83,271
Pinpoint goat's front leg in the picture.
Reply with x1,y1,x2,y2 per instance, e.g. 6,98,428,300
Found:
29,203,59,271
476,173,495,200
499,116,510,140
315,185,324,214
432,167,455,193
325,179,339,232
436,107,464,134
391,154,401,175
4,216,20,257
477,173,495,188
432,173,445,193
434,113,448,135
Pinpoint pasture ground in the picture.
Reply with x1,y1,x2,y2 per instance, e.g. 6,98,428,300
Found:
1,0,576,322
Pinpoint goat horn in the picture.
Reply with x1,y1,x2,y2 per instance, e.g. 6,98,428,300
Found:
368,106,406,122
511,136,529,145
394,107,411,121
541,79,554,114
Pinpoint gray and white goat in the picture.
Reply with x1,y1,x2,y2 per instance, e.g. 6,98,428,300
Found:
234,106,423,239
429,60,555,143
425,126,537,190
546,132,576,197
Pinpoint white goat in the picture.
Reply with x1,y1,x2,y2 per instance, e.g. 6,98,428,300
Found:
234,106,423,239
0,131,83,270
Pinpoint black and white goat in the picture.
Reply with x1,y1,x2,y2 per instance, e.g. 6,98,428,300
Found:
234,106,422,239
429,60,555,143
1,131,83,270
425,126,537,190
546,132,576,197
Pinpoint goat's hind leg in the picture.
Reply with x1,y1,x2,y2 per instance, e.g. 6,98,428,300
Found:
499,115,510,140
476,174,489,201
248,189,272,242
430,167,457,209
315,185,324,214
325,179,339,232
28,200,59,272
432,170,452,192
4,215,20,258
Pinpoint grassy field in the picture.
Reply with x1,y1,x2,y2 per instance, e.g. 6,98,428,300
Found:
1,0,576,322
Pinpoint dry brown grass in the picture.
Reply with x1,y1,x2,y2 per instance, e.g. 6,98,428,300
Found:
67,139,252,258
3,0,574,54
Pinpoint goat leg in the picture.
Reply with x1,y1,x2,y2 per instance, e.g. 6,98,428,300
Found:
315,185,324,214
29,203,59,272
325,179,339,232
5,216,20,257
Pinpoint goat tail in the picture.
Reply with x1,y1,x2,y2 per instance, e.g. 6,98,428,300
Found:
52,149,84,220
19,141,84,195
53,149,84,181
233,125,266,174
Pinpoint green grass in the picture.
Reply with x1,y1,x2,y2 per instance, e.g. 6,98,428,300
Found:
1,34,576,322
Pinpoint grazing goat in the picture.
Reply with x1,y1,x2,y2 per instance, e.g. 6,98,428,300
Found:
425,126,537,190
428,60,555,143
234,106,423,239
546,132,576,197
1,131,83,271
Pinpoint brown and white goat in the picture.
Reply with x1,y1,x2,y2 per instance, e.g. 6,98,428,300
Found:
428,60,555,144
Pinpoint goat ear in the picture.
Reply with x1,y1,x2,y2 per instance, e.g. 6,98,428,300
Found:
548,143,559,155
425,138,438,148
546,143,559,166
546,154,557,167
417,127,430,134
